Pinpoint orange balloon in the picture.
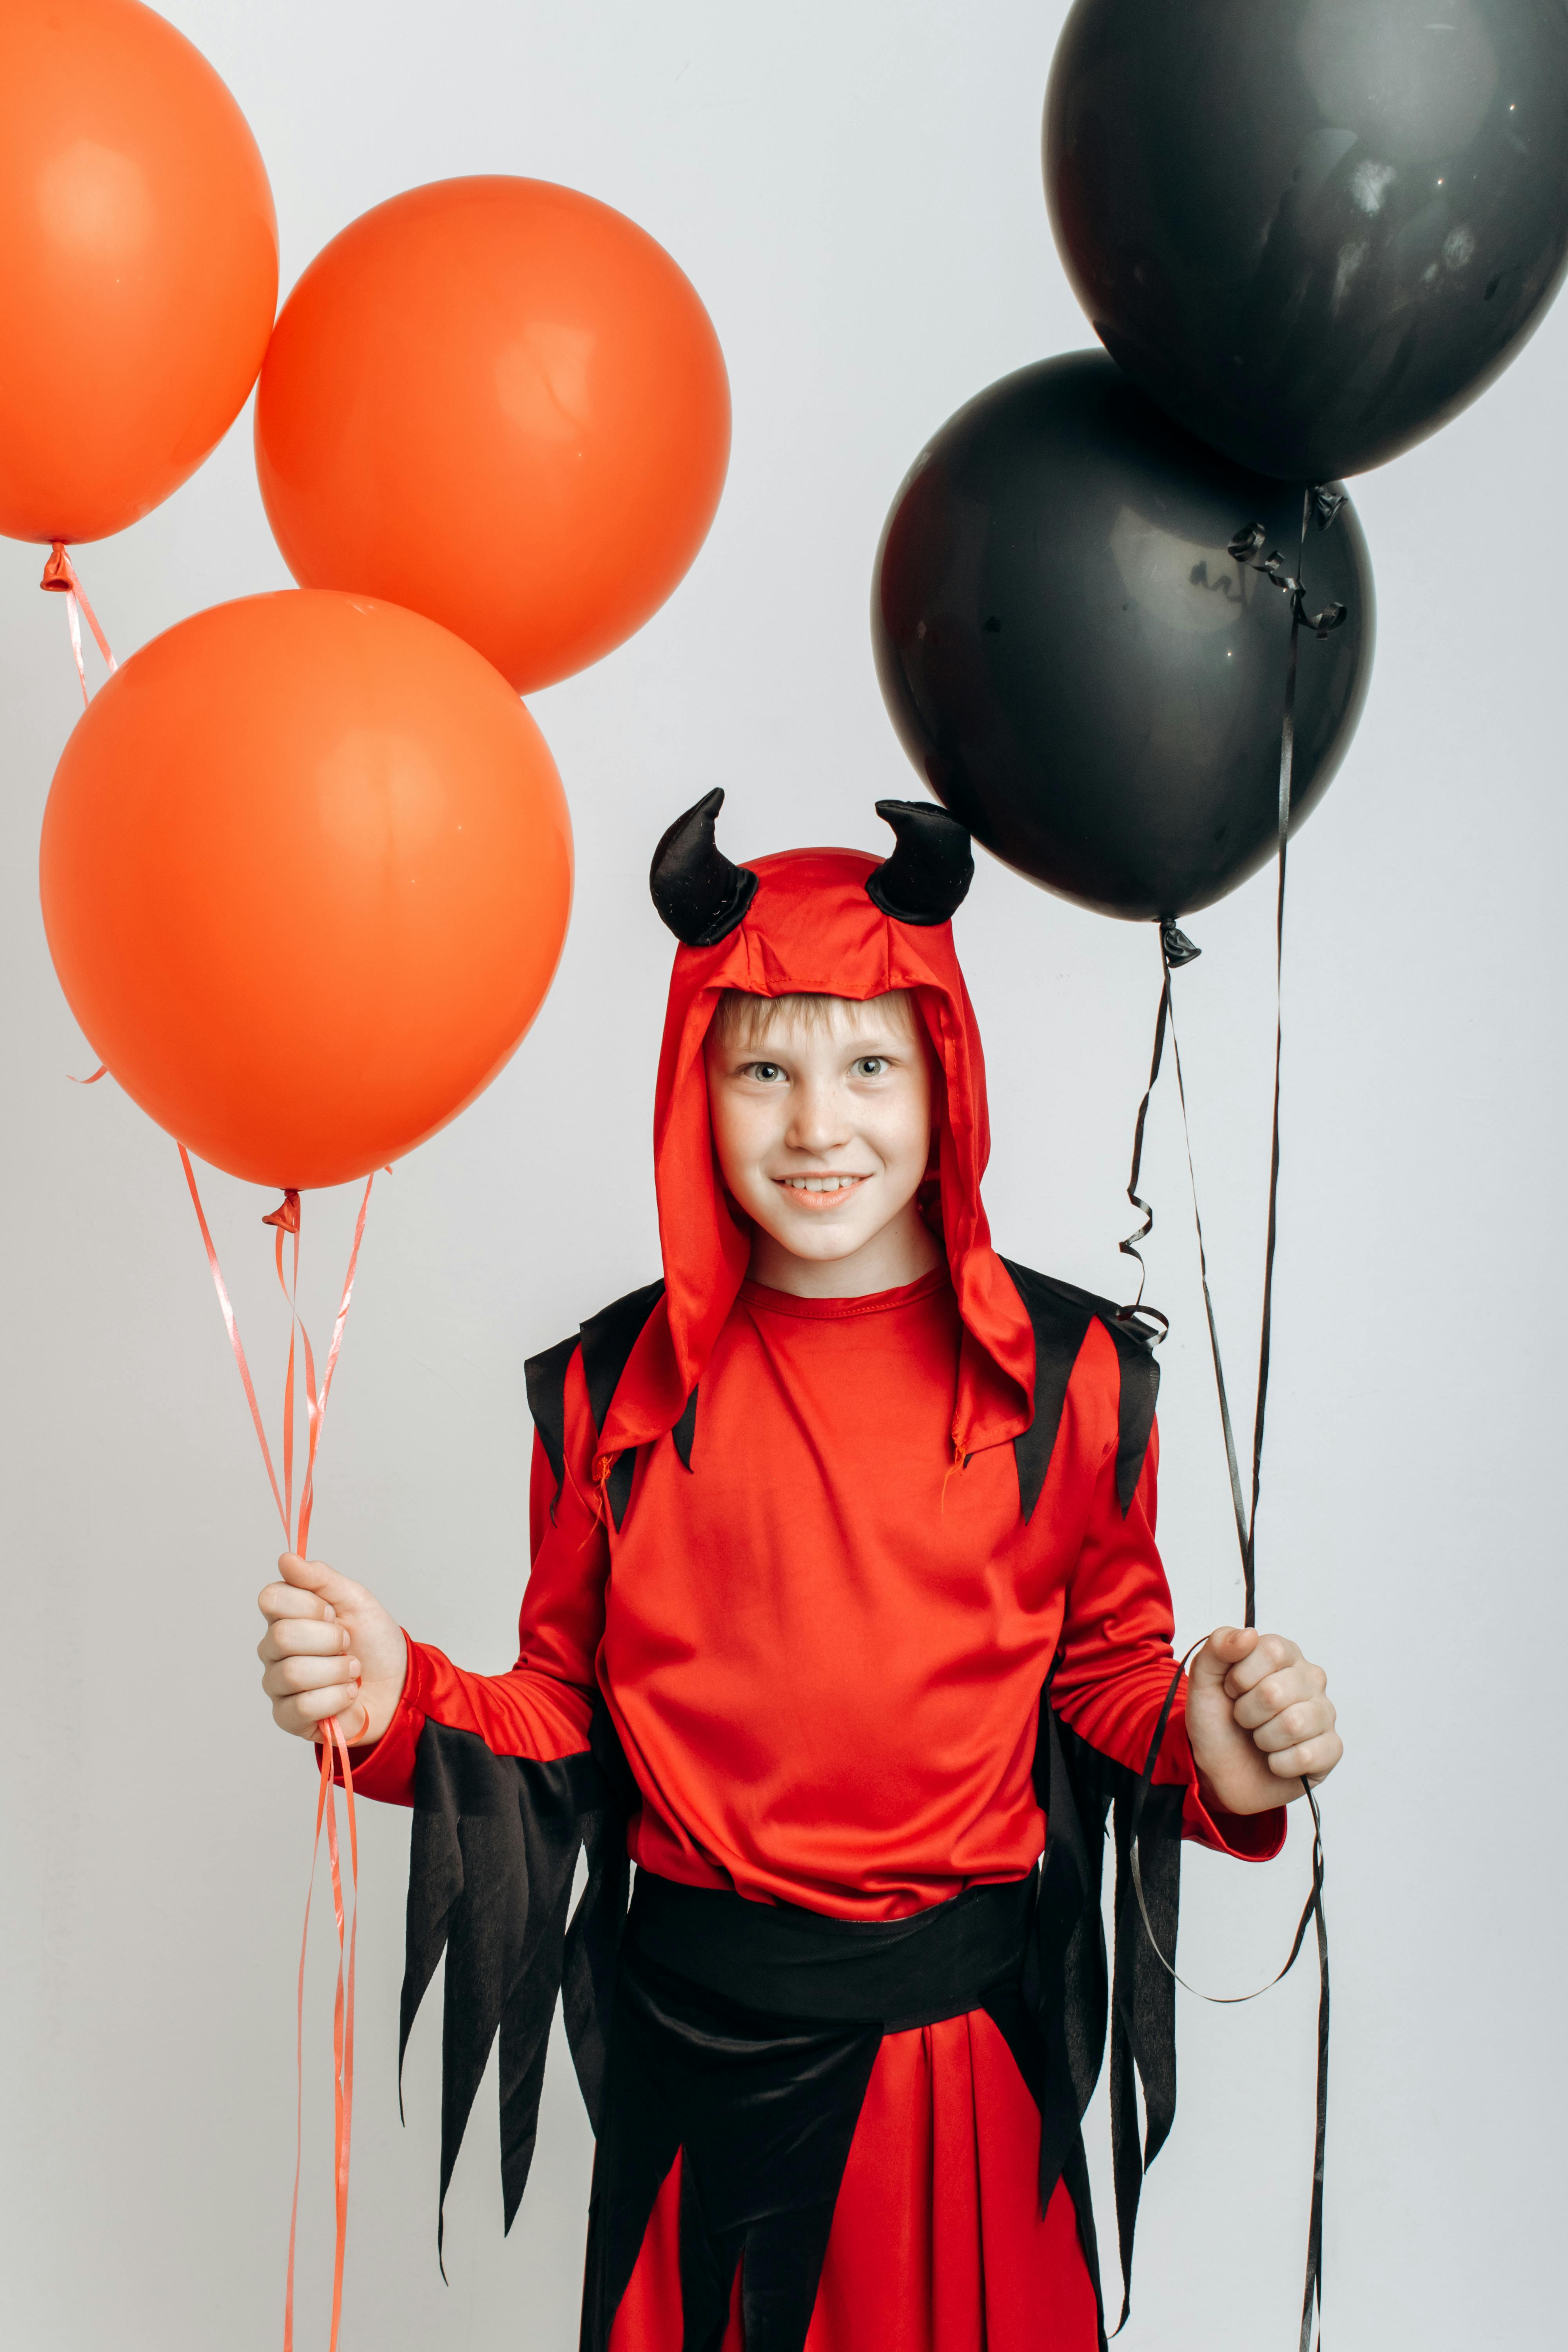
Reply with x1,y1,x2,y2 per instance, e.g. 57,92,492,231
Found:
40,592,573,1189
254,177,730,693
0,0,278,546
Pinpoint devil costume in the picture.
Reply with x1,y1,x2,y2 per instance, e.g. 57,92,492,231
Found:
339,795,1283,2352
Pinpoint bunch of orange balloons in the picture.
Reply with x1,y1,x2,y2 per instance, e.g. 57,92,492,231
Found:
8,0,731,1190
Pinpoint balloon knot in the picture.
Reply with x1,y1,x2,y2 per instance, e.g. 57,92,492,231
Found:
263,1188,301,1234
40,541,78,595
1160,919,1201,968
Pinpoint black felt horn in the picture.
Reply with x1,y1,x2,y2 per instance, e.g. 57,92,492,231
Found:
865,799,974,926
649,788,759,946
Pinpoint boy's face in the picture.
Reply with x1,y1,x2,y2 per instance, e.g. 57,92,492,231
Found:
704,995,934,1269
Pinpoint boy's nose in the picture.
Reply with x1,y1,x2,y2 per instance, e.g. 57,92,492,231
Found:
786,1082,852,1156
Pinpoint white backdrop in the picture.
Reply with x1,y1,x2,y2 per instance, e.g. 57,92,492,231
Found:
2,5,1563,2347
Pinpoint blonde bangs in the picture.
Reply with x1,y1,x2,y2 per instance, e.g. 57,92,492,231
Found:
711,988,918,1052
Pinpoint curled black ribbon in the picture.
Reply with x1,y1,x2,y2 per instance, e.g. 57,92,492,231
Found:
1115,919,1201,1346
1228,484,1349,643
1116,921,1201,1343
1118,484,1344,2352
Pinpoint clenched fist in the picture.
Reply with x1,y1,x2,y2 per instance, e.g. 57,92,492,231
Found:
1184,1627,1341,1815
256,1553,408,1748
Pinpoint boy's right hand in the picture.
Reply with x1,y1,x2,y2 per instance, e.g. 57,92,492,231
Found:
257,1553,408,1748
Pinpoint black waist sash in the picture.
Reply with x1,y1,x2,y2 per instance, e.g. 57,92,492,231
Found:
628,1868,1036,2029
581,1868,1106,2352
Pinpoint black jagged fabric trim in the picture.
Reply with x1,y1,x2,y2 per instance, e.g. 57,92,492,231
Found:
605,1448,636,1530
583,1945,883,2352
1063,2135,1111,2352
1108,1773,1182,2332
982,1984,1109,2352
1031,1686,1184,2336
398,1722,616,2258
1029,1687,1112,2211
523,1331,580,1510
563,1697,639,2130
582,1851,1033,2352
579,1280,666,1434
1001,1259,1094,1521
579,1982,684,2352
671,1384,698,1471
1001,1259,1162,1521
1112,1342,1160,1516
578,1279,668,1530
561,1794,630,2134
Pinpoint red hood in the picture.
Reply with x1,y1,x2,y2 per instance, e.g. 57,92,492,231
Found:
598,842,1036,1466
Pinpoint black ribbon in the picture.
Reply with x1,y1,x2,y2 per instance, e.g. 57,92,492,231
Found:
1225,485,1343,1635
1115,918,1202,1348
1114,484,1344,2352
1227,486,1349,646
1129,1650,1329,2352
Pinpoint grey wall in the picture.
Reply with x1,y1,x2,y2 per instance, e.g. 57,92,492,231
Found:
2,4,1562,2345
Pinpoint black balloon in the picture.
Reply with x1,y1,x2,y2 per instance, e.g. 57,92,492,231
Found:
1045,0,1568,481
870,352,1374,921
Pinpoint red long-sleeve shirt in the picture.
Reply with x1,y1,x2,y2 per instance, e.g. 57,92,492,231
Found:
348,1265,1280,1908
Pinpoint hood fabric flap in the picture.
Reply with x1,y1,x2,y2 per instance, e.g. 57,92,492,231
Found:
597,840,1038,1468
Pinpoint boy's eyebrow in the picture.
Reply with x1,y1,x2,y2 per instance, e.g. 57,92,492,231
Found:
716,1038,908,1071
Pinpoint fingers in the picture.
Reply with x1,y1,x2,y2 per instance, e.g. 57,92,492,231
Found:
1221,1632,1301,1699
258,1577,332,1626
260,1553,366,1631
275,1552,365,1611
261,1651,362,1706
270,1683,365,1740
1267,1728,1343,1785
1231,1659,1327,1730
1187,1625,1256,1686
1214,1636,1340,1787
258,1615,353,1667
1247,1693,1338,1754
1185,1628,1342,1798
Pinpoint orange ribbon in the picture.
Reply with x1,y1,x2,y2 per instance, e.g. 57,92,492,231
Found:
285,1718,358,2352
176,1145,374,2350
40,542,118,708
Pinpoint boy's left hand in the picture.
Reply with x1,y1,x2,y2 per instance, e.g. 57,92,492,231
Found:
1185,1627,1341,1816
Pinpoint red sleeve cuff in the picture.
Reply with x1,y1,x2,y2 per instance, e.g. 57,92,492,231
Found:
1181,1775,1288,1860
319,1631,425,1809
1156,1704,1287,1860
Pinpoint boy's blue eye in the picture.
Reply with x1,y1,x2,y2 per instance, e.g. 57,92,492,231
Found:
750,1062,783,1082
855,1057,887,1077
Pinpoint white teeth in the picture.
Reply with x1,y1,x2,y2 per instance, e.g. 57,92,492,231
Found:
784,1175,858,1192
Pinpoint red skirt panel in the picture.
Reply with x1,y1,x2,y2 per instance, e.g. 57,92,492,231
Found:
608,2006,1099,2352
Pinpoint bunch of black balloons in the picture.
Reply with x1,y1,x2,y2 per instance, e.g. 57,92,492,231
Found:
873,0,1568,920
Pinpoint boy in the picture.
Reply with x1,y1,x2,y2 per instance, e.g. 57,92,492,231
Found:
256,793,1340,2352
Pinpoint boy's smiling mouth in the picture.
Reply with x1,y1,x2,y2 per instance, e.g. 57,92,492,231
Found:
776,1173,870,1205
